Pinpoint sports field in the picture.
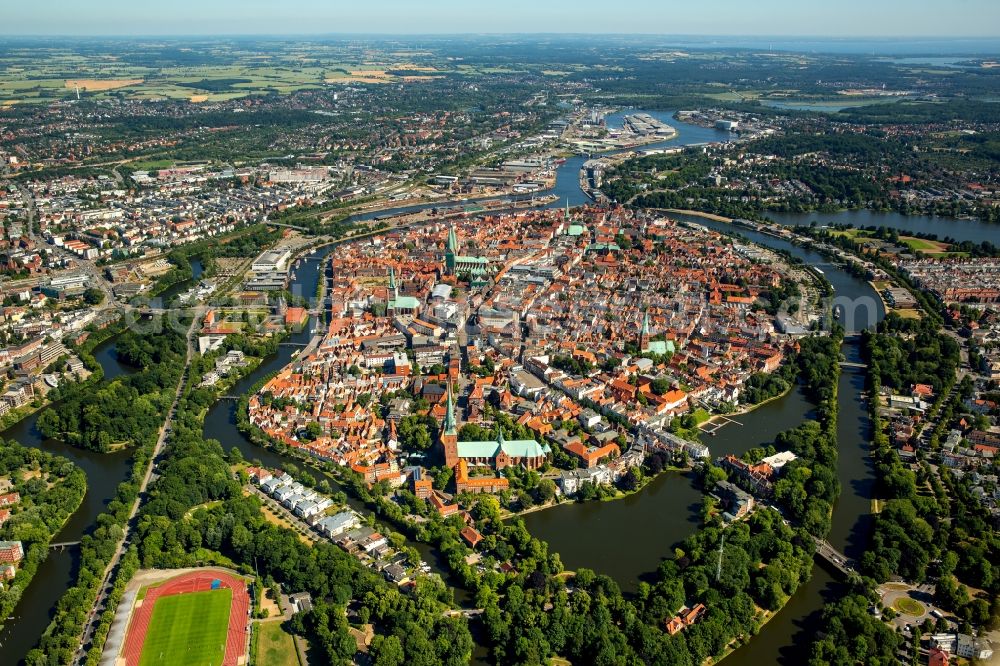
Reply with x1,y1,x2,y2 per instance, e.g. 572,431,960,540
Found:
138,589,232,666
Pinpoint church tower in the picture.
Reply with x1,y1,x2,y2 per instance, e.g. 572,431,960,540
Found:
388,266,399,300
639,309,650,351
440,383,459,468
445,226,458,274
494,422,511,470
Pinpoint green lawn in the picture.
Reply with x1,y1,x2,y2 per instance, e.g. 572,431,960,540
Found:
893,596,925,616
900,236,947,252
139,589,232,666
690,408,712,425
254,621,299,666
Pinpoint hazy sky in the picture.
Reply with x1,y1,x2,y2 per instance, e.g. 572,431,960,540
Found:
4,0,999,37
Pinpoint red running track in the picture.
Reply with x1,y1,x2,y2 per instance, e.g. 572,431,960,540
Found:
120,570,250,666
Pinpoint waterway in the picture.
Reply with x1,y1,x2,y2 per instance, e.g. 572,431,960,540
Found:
156,257,205,304
2,107,984,662
304,114,904,663
522,215,885,665
333,138,894,662
180,114,990,663
766,209,998,244
521,384,814,592
198,242,475,605
546,110,734,209
2,259,205,662
339,108,734,227
0,338,136,663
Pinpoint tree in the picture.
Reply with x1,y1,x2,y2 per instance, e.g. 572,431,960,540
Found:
619,467,643,492
371,635,405,666
398,415,435,452
536,478,557,503
83,288,105,306
303,421,324,441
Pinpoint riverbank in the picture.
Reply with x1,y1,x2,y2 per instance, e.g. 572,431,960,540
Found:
0,318,126,434
0,447,88,634
500,463,696,520
665,208,734,223
701,382,796,435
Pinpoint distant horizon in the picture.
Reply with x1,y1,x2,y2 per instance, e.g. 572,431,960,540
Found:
1,33,998,39
6,0,1000,40
2,33,998,56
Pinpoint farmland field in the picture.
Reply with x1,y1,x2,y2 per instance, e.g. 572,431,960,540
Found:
0,42,469,102
65,78,143,91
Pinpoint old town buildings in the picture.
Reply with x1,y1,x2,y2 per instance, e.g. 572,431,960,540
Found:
248,206,805,496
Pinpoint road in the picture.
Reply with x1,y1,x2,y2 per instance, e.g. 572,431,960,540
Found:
811,537,856,577
72,309,202,664
14,182,38,241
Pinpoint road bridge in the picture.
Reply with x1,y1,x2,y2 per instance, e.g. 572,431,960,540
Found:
443,608,484,619
265,222,309,232
813,537,857,577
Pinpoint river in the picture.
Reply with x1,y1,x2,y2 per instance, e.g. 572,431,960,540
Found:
1,259,206,662
0,337,135,662
197,242,476,606
766,209,998,244
330,114,919,664
525,217,884,665
1,108,982,662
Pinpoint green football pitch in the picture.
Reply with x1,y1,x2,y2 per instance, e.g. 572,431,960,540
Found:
139,588,232,666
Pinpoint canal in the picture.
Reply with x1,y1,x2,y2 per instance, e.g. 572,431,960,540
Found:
2,258,205,662
0,337,135,662
524,215,884,664
3,107,987,662
156,257,205,303
190,114,989,663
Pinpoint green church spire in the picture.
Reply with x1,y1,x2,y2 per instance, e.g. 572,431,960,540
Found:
443,383,457,436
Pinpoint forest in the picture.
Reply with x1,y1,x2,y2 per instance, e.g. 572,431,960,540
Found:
0,440,87,633
858,322,999,633
36,326,187,452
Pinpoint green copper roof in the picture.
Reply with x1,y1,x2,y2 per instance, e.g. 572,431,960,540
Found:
456,439,551,460
644,340,675,355
586,243,621,252
389,296,421,310
567,224,586,237
443,384,457,436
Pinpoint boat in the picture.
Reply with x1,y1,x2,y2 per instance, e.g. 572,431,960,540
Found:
814,267,825,275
